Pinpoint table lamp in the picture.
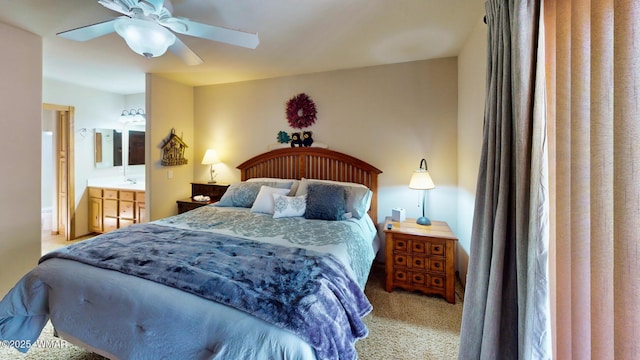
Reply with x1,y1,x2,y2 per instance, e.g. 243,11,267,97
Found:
409,158,435,225
201,149,220,183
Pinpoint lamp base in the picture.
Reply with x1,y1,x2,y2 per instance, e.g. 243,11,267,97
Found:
207,180,217,184
416,216,431,226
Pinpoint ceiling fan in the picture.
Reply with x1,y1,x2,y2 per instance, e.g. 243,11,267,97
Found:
57,0,259,65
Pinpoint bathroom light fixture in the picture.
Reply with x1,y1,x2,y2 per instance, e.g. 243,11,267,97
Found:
114,17,176,59
201,149,221,183
409,158,436,225
120,108,146,124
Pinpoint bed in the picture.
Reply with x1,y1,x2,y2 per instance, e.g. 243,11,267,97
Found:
0,148,382,360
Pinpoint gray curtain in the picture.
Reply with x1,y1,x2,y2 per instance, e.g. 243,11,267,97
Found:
458,1,551,359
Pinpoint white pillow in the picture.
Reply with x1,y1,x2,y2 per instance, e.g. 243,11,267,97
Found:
273,194,307,219
295,178,372,219
247,178,299,195
250,186,291,214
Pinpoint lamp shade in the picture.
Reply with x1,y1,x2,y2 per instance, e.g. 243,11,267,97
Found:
409,169,435,190
114,18,176,58
201,149,220,165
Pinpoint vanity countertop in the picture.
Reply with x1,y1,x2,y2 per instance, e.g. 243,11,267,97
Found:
87,178,145,191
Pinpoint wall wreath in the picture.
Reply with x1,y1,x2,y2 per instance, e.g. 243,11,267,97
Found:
286,93,317,129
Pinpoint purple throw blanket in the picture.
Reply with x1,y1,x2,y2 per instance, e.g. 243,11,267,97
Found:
41,223,371,359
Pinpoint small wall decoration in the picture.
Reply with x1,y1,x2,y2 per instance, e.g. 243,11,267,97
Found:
280,130,316,148
160,128,189,166
286,93,317,129
302,131,314,147
277,131,291,144
290,132,303,147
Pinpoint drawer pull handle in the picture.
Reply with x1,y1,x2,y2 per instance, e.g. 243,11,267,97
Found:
415,260,422,266
397,273,404,279
434,263,441,268
434,246,441,251
434,279,441,285
397,241,405,247
415,244,423,250
415,276,423,282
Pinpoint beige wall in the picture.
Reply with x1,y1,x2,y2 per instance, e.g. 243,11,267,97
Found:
193,58,459,233
146,74,194,221
457,18,488,285
0,22,42,297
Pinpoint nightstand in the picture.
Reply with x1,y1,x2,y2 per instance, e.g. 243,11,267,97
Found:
176,182,229,214
383,217,458,303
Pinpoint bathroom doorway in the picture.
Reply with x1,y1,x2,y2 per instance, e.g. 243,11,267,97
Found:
42,103,76,241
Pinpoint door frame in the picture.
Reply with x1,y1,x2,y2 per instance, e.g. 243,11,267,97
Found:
43,103,76,240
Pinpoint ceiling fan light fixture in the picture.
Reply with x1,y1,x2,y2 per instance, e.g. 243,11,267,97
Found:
114,17,176,58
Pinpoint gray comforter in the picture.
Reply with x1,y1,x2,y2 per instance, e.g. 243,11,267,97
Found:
39,223,371,359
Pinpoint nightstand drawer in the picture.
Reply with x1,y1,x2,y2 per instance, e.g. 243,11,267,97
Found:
394,270,439,288
412,240,427,253
412,272,427,285
393,269,410,283
393,254,408,267
430,243,445,256
430,276,445,289
430,259,445,273
411,256,427,269
393,255,430,271
394,238,409,252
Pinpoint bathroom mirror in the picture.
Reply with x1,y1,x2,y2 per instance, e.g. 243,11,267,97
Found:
128,130,145,165
95,128,145,168
94,128,122,168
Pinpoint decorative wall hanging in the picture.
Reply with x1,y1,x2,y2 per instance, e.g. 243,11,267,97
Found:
286,93,317,129
277,131,291,144
160,128,189,166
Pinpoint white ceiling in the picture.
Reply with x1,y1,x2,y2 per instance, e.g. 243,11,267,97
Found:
0,0,485,95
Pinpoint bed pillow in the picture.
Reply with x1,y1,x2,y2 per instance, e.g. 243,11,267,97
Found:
250,186,292,214
216,181,292,208
273,194,307,218
296,178,372,219
304,183,347,221
246,178,299,195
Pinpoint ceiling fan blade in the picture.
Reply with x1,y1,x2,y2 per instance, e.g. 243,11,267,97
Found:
162,0,174,14
165,17,259,49
138,0,165,15
97,0,134,16
169,37,204,66
57,18,118,42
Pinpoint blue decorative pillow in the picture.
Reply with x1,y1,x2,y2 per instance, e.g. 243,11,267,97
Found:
295,178,372,219
304,184,346,221
217,182,291,208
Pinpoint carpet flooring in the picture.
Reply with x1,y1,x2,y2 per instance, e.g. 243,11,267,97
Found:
0,265,463,359
356,265,464,359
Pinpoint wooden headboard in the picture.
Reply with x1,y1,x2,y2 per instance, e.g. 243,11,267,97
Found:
237,148,383,222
